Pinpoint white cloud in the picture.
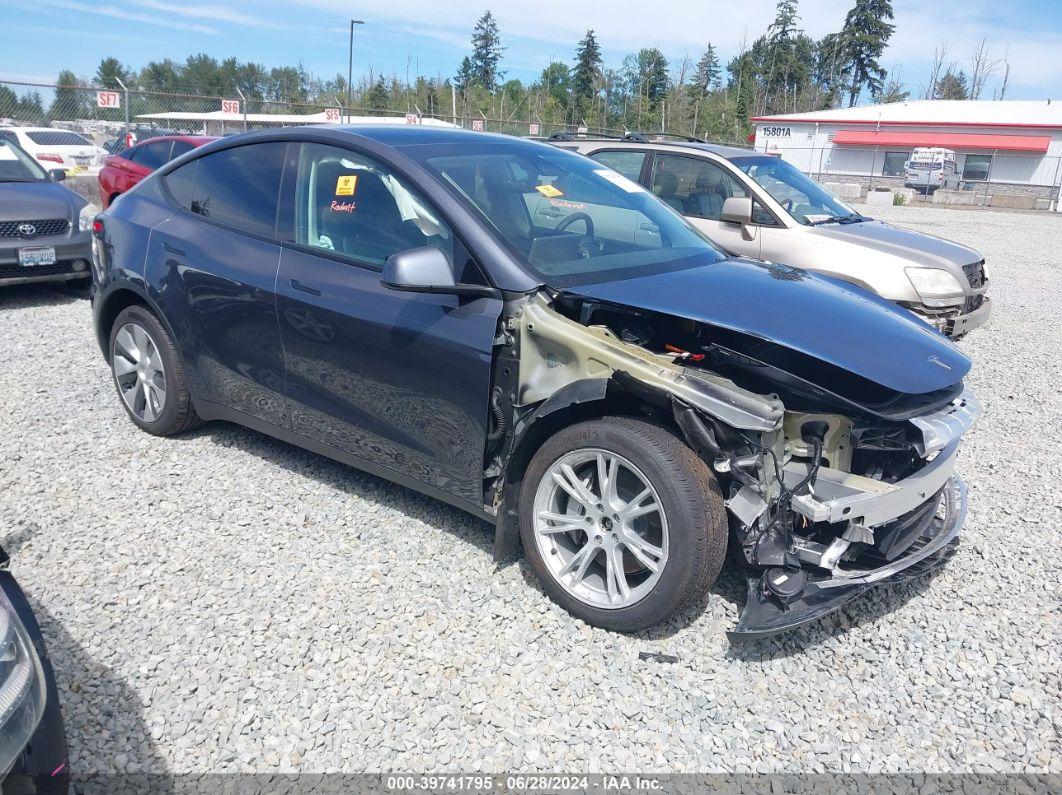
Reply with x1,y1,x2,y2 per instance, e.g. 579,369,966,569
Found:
131,0,285,29
36,0,220,35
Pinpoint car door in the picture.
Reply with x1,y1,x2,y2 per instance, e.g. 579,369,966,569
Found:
649,153,763,258
274,141,502,504
147,141,290,427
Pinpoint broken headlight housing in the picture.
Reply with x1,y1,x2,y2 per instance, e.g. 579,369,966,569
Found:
906,268,965,305
0,590,45,777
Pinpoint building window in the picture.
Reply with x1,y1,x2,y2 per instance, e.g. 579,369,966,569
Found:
963,154,992,181
882,152,908,176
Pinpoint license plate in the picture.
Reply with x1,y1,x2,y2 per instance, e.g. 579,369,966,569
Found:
18,247,56,267
74,156,90,164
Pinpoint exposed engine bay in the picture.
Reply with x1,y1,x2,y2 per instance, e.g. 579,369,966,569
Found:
486,290,981,639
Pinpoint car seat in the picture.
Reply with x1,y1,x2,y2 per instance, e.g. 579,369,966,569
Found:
652,171,685,213
684,169,726,220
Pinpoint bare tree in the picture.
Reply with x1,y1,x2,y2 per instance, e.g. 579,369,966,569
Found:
994,47,1011,100
968,38,1002,100
923,42,949,99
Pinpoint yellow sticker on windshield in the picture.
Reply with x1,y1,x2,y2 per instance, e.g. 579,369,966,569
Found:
535,183,563,198
335,175,357,196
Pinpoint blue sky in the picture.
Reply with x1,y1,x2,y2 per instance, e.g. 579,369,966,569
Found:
1,0,1060,100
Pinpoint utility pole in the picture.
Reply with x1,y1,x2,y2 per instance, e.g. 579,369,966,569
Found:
347,19,365,123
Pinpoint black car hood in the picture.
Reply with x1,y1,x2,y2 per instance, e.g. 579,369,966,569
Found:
0,181,84,222
566,258,969,395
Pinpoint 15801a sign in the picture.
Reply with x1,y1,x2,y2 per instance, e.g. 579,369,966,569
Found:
761,126,791,137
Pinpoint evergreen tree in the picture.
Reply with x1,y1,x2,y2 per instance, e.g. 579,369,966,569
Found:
839,0,895,106
571,29,603,112
692,45,721,94
769,0,799,42
95,57,132,89
50,69,88,120
366,78,390,111
470,11,505,92
934,69,969,100
454,57,475,94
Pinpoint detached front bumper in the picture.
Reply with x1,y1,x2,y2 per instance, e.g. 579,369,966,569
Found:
729,475,967,641
912,295,992,339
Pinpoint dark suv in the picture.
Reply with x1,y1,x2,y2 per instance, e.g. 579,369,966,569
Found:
90,127,980,638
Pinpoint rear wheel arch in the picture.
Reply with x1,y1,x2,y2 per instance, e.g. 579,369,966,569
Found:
95,286,177,360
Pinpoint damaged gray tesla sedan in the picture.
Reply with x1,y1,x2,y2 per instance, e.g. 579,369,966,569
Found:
90,128,980,639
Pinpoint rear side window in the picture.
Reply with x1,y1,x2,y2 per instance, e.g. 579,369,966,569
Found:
164,159,198,208
25,131,92,146
590,150,647,182
170,141,194,159
135,141,174,170
168,143,287,237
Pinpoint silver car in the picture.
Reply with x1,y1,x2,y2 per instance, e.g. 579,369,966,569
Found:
558,137,990,339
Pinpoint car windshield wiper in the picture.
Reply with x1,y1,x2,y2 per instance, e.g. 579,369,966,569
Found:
806,213,865,226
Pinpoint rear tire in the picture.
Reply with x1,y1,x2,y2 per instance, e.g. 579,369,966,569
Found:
109,305,200,436
519,416,727,632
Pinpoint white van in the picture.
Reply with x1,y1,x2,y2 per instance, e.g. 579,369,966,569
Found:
904,148,960,193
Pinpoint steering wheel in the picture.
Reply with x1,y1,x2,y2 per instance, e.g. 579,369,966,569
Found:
780,198,794,212
556,212,595,239
555,212,601,258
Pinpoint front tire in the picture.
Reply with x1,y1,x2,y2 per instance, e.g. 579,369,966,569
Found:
519,416,727,632
109,305,200,436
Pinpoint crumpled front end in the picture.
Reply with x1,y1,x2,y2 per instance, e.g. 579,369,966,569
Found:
725,390,982,640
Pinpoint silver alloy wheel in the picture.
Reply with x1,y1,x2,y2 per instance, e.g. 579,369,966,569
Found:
532,448,669,609
112,322,168,422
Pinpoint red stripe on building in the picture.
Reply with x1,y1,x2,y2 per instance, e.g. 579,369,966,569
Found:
751,117,1062,131
830,129,1051,152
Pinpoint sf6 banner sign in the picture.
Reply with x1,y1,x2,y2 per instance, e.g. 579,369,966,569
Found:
471,119,484,132
96,91,121,109
529,122,540,136
324,108,341,122
221,99,241,115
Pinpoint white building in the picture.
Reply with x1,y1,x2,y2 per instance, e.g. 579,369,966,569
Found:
751,100,1062,195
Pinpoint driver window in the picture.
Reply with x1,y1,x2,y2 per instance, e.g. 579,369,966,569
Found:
294,143,453,270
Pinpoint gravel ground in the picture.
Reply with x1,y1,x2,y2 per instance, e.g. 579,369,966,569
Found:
0,204,1059,780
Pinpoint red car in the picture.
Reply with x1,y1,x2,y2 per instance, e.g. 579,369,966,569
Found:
98,135,215,208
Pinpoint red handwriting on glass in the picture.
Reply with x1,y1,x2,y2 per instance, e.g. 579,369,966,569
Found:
330,200,356,213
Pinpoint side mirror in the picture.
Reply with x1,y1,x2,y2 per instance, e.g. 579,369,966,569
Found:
381,246,497,298
720,196,752,225
49,169,66,182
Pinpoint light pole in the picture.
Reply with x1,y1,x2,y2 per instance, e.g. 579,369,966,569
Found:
347,19,365,123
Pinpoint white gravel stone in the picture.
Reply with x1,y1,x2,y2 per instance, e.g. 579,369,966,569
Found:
0,204,1059,777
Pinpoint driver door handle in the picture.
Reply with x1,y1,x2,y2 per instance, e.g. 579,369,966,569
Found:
640,223,660,233
290,278,322,297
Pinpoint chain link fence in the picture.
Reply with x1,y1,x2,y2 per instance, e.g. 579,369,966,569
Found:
0,79,632,146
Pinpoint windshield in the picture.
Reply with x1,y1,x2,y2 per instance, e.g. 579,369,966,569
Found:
410,141,725,288
0,140,47,182
730,155,861,226
26,130,92,147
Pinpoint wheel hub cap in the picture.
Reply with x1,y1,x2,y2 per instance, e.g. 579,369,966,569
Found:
112,322,168,423
532,448,669,610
